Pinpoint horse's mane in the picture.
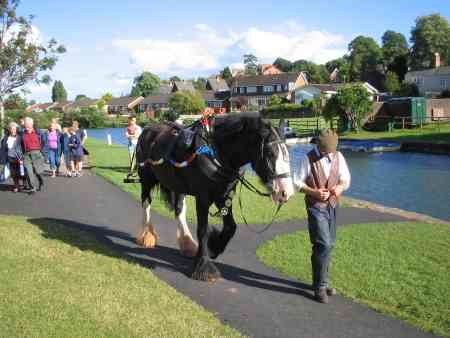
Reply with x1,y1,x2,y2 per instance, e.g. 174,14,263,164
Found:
212,112,269,140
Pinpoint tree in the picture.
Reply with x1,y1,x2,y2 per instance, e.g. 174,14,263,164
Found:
101,92,113,102
220,67,232,80
168,91,205,116
397,83,419,97
192,77,207,92
51,80,67,102
244,54,258,75
130,71,160,97
268,95,283,106
410,13,450,69
75,94,88,101
273,58,293,72
331,84,372,131
348,36,382,81
291,59,330,83
325,57,350,82
384,71,401,94
381,30,409,80
0,0,65,137
4,94,26,110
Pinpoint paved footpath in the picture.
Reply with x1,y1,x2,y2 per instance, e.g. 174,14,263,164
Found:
0,172,437,338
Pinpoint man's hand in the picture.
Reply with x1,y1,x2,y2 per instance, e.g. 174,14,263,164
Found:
330,185,344,198
312,188,330,201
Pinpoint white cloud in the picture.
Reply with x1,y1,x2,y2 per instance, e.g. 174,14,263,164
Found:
112,21,348,75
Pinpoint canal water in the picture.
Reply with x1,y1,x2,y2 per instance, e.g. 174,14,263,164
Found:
87,128,450,221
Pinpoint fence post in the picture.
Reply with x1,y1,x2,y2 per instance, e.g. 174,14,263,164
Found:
316,118,319,133
402,117,405,129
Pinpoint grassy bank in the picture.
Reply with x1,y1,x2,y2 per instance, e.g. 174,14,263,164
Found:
0,215,243,338
257,221,450,337
87,138,309,225
342,123,450,145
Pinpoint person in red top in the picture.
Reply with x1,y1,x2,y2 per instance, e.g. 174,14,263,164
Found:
21,117,46,193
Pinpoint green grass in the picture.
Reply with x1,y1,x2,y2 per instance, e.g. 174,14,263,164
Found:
0,215,243,338
86,138,309,225
342,123,450,145
257,221,450,337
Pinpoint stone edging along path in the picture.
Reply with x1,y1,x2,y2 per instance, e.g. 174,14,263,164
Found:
343,196,450,226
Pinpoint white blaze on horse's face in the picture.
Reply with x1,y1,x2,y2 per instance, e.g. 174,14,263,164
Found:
272,143,294,204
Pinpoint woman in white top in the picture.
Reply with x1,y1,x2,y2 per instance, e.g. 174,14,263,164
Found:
0,122,24,192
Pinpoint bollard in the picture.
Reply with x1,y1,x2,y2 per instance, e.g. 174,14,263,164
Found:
107,134,112,145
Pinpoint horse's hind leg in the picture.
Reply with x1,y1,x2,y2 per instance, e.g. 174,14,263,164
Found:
136,168,159,248
174,194,198,257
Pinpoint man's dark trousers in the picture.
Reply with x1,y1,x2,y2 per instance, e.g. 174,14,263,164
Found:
307,205,337,290
23,150,44,190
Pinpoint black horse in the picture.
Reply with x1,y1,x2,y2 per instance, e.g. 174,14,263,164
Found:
135,113,294,282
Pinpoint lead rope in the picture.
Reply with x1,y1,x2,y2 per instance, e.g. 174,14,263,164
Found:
238,181,283,234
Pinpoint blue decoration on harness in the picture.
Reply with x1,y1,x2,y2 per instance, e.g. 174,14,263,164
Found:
195,145,215,157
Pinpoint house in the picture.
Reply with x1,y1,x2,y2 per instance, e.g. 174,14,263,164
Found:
138,94,171,117
257,64,282,75
202,91,228,113
172,80,196,93
50,101,73,112
159,83,173,94
106,96,144,115
229,72,309,110
65,98,100,112
26,102,57,113
206,77,230,93
294,82,380,104
404,54,450,97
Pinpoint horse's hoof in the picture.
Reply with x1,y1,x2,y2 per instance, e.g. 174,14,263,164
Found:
178,235,198,258
136,228,158,248
191,258,221,282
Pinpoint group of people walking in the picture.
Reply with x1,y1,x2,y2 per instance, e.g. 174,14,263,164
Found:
0,116,87,194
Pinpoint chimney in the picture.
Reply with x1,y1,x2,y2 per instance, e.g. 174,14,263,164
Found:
435,52,441,68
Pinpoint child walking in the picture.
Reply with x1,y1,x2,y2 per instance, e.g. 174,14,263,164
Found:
68,127,83,177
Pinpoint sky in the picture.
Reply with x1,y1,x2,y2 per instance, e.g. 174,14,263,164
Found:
15,0,450,102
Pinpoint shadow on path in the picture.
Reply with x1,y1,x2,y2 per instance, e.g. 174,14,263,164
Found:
29,217,313,300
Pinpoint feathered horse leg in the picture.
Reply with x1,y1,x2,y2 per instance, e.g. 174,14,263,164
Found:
137,200,159,248
175,194,198,257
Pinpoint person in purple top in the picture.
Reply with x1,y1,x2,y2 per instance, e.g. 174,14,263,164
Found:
46,122,62,177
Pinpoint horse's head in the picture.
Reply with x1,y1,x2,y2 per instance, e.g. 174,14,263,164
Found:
251,120,294,204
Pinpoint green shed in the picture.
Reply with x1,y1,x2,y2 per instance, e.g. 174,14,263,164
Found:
386,97,427,126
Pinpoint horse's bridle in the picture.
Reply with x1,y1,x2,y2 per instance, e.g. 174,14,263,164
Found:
260,126,291,181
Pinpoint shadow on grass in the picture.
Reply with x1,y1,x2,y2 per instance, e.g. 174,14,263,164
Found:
91,166,131,174
29,217,314,300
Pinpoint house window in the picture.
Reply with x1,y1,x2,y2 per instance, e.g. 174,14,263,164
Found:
257,97,267,106
247,86,257,93
440,79,448,89
276,84,282,92
263,85,274,93
233,87,238,94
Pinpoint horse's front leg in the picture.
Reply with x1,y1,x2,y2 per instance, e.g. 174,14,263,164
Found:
191,196,221,282
208,201,237,259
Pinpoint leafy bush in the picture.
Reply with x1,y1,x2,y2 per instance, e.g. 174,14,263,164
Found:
261,103,310,118
68,107,107,128
5,109,61,129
